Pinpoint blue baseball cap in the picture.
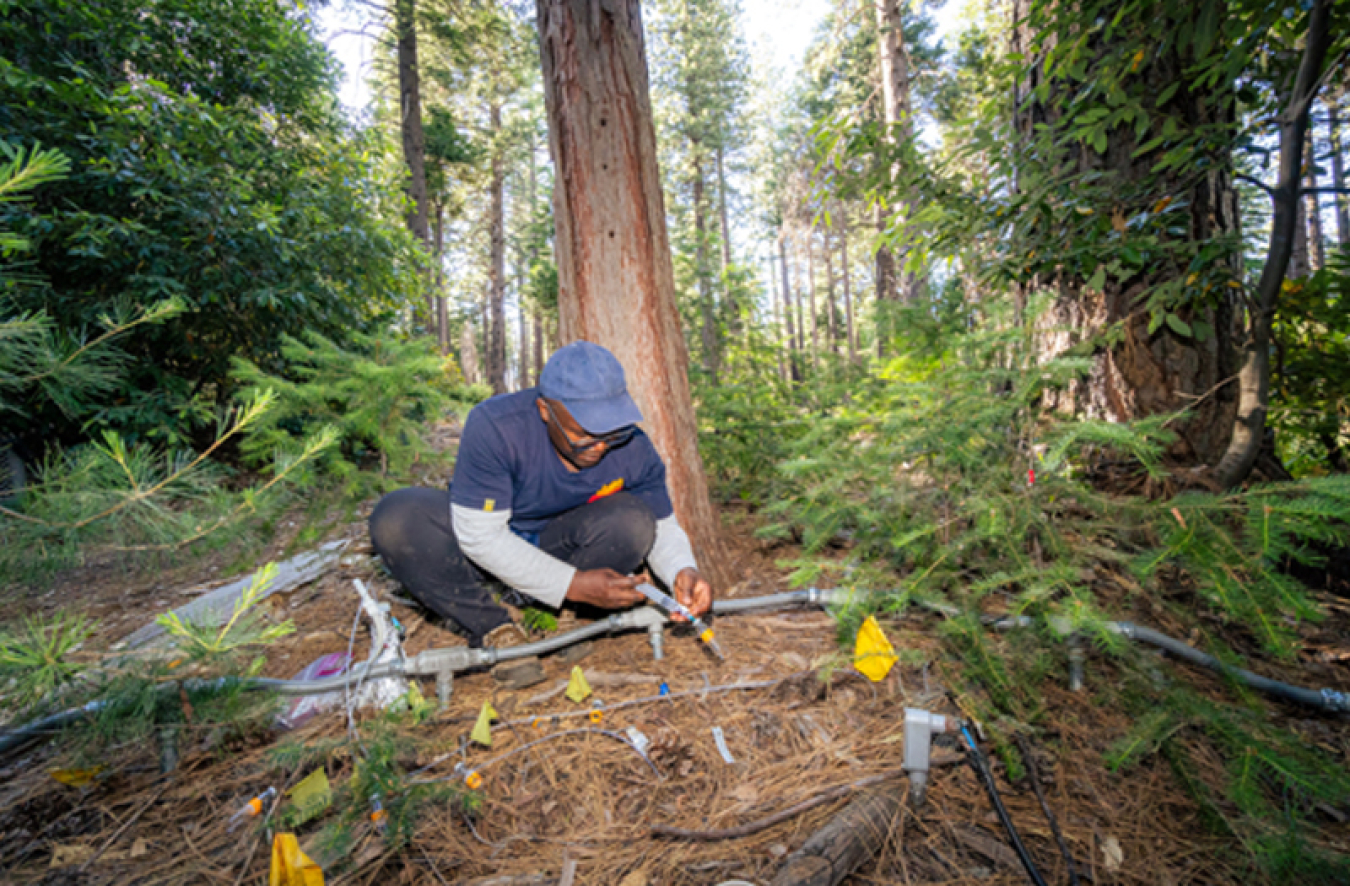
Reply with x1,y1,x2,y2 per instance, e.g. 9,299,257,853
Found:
538,341,644,433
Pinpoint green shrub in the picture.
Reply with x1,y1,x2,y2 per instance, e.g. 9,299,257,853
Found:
233,331,487,492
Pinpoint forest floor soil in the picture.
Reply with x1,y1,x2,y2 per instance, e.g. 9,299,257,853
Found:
3,421,1350,885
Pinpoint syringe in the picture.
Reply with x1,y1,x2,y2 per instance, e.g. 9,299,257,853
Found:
634,582,724,659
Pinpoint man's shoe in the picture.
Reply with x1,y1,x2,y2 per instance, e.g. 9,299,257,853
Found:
483,622,546,689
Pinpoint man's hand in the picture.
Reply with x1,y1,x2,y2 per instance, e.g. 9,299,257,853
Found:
673,567,713,620
566,568,645,609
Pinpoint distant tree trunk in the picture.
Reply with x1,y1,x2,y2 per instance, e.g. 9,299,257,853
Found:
1013,0,1244,468
806,228,819,369
487,101,507,394
838,211,856,363
692,144,718,383
794,239,806,356
717,146,732,278
1330,94,1349,246
872,206,895,358
433,200,449,353
459,323,482,385
779,229,800,382
1290,182,1311,278
1214,0,1333,487
769,251,787,382
532,314,544,387
824,225,838,355
1305,137,1326,271
873,0,912,353
395,0,433,332
537,0,731,588
518,301,530,390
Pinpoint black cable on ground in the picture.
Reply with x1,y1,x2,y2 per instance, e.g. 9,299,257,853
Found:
960,724,1049,886
1013,733,1081,886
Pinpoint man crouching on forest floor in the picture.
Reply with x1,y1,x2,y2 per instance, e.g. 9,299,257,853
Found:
368,340,713,689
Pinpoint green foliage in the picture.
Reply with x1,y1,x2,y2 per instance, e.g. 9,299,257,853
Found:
0,0,422,449
311,712,465,864
233,331,485,491
519,606,558,634
0,390,338,583
0,611,95,711
742,296,1350,871
1119,682,1350,883
1132,477,1350,654
157,562,294,662
1271,249,1350,476
0,298,184,421
0,141,71,258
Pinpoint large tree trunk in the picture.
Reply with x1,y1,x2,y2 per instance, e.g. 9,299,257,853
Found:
1214,0,1333,487
487,101,507,394
1013,0,1244,467
395,0,434,332
1329,94,1349,246
536,0,731,588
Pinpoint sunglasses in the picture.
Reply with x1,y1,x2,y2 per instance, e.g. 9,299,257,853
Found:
542,399,636,455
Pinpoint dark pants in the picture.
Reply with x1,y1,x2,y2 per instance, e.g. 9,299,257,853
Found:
368,488,656,644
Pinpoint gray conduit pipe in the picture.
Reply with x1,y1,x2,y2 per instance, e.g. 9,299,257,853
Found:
0,590,847,760
989,614,1350,715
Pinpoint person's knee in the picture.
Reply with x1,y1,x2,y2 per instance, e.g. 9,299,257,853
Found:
369,487,447,558
592,492,656,562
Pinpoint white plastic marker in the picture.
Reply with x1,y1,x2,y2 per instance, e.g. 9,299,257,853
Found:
711,726,736,764
634,582,725,659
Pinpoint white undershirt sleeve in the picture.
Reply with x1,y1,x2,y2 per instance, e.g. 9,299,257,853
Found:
451,503,576,609
647,514,699,588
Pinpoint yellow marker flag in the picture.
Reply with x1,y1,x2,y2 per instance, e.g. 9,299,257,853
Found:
50,766,104,787
471,700,498,747
287,768,331,826
565,665,592,703
269,833,324,886
854,615,898,682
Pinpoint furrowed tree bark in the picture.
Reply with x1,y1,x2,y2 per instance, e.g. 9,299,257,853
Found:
536,0,731,588
395,0,433,332
1013,0,1244,466
1213,0,1334,488
768,784,905,886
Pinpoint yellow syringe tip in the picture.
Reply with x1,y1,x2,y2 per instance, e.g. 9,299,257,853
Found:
700,629,715,644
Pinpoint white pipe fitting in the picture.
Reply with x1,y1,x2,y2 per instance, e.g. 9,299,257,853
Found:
903,707,949,809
